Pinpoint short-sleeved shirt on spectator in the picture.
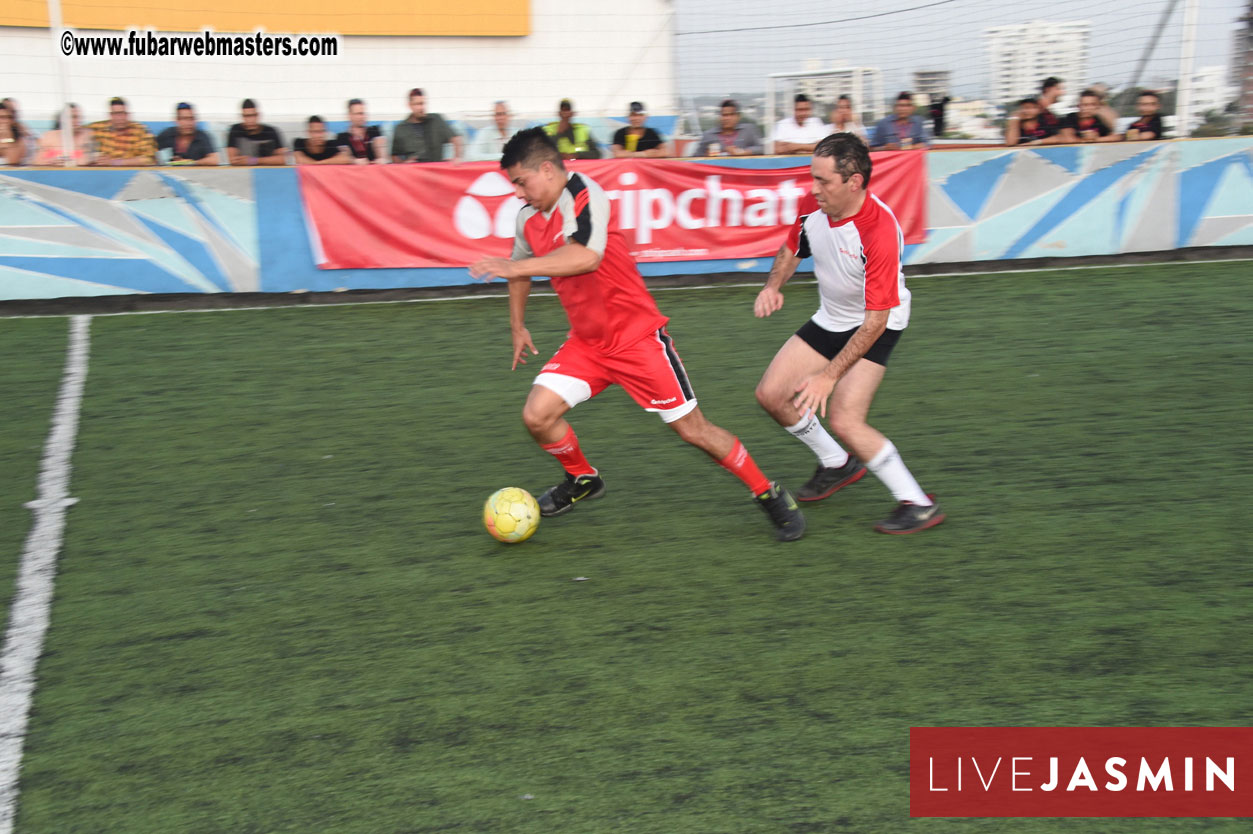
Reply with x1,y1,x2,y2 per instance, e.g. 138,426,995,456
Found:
1062,113,1111,138
227,124,285,159
1015,119,1052,144
391,114,458,162
156,127,217,161
612,126,664,153
1128,114,1164,139
89,121,156,163
339,125,382,160
294,136,343,161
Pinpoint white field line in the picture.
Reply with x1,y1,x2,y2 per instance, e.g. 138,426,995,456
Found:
0,257,1249,320
0,315,91,834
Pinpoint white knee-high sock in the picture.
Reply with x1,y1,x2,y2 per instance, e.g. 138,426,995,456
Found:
867,439,932,505
785,414,849,468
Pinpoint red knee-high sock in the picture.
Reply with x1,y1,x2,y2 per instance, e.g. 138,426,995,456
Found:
718,438,771,495
540,426,597,478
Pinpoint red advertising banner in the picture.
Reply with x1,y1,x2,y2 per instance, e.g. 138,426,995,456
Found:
911,727,1253,817
299,155,926,270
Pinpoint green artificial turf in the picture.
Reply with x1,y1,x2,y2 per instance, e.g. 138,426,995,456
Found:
8,262,1252,833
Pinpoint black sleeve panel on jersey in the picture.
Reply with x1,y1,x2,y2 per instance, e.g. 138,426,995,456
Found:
795,222,812,259
566,175,593,248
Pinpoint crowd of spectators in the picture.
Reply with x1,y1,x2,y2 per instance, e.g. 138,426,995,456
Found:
1005,77,1167,146
0,80,1175,168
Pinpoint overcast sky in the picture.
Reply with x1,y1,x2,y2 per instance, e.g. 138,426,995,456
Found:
675,0,1247,101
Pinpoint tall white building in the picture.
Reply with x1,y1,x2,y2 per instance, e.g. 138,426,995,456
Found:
1187,66,1237,120
984,20,1091,109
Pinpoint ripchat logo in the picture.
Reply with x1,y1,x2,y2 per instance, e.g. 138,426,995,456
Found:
453,172,523,240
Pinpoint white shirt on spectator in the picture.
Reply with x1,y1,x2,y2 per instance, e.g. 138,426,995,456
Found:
773,116,830,146
468,125,512,162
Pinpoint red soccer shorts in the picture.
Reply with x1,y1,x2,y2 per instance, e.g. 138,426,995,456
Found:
533,328,698,422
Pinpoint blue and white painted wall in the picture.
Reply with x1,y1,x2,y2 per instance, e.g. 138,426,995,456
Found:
0,137,1250,302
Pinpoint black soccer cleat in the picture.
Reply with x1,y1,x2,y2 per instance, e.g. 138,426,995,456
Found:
873,494,946,534
538,472,606,517
795,456,867,502
756,481,806,542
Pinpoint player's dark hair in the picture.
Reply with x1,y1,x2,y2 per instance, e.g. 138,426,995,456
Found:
347,98,363,109
1079,88,1099,100
1018,96,1039,107
110,96,126,109
896,91,913,103
409,88,423,98
837,94,852,104
501,126,563,171
814,133,872,187
794,93,810,104
1138,90,1160,101
1041,76,1061,93
241,98,257,111
720,99,738,112
308,115,324,125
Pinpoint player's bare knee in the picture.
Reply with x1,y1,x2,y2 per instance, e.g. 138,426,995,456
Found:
827,410,863,441
754,381,786,416
521,402,555,435
669,412,707,445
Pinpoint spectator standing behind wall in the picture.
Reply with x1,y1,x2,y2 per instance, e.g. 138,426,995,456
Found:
0,101,27,165
294,116,350,165
1035,77,1065,141
1126,92,1166,140
156,102,218,165
340,99,386,164
696,100,764,157
35,104,94,166
467,101,515,162
828,95,868,143
870,92,928,150
1004,98,1056,145
89,97,156,166
544,99,602,159
1058,89,1121,143
391,88,463,163
227,99,287,166
611,102,670,158
773,94,829,154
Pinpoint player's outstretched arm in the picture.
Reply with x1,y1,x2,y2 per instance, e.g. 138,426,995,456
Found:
755,245,802,318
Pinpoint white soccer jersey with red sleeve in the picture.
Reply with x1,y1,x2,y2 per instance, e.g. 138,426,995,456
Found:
786,191,911,331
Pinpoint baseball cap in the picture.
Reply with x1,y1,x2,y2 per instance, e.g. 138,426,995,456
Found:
629,101,645,114
559,98,573,110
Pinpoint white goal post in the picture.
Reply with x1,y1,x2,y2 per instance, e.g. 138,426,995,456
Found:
765,67,885,153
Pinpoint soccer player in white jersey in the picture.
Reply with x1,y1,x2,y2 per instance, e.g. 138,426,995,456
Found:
753,133,944,534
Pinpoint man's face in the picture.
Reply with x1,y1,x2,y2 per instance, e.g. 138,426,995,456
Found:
894,98,913,119
409,95,426,119
176,109,196,134
110,103,128,128
1043,84,1062,105
811,154,861,218
559,105,573,123
794,100,812,123
70,106,81,129
349,103,366,126
1079,95,1098,119
493,104,509,130
242,107,259,131
309,121,326,142
1137,95,1159,116
1020,101,1040,120
719,106,739,131
833,100,852,123
506,160,561,213
628,110,645,128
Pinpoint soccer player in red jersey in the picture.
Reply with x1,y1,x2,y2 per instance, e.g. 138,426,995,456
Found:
753,133,944,534
469,128,805,541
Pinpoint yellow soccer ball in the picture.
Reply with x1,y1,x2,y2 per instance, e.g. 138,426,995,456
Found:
483,487,540,543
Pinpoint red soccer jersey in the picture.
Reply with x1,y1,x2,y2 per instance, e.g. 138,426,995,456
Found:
513,171,667,354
